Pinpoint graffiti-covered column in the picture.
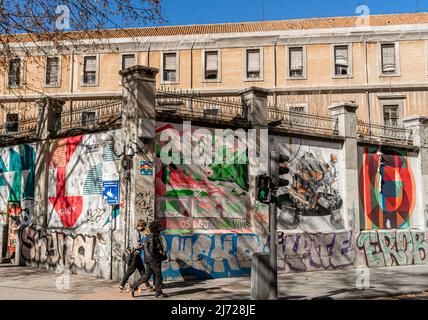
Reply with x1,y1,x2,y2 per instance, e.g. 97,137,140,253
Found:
403,116,428,230
328,102,359,231
120,65,158,244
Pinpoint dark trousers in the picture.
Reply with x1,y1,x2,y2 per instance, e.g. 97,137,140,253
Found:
132,261,163,294
120,254,150,287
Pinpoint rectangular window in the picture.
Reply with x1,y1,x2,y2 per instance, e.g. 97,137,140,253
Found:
122,54,135,70
6,113,19,133
8,59,21,87
289,47,304,77
381,44,397,74
83,56,97,85
246,49,261,79
46,57,59,86
289,106,306,113
163,53,177,82
383,105,399,127
334,45,349,76
205,51,218,80
82,111,97,126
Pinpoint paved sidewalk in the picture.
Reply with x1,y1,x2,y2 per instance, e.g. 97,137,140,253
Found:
0,264,427,300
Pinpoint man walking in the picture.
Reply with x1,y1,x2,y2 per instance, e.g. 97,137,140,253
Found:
119,219,153,292
130,221,168,298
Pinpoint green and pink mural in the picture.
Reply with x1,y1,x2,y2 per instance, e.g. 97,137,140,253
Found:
155,123,252,234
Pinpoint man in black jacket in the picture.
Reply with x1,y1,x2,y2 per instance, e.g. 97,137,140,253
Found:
130,221,168,298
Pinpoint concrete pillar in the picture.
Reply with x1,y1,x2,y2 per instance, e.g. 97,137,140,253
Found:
239,86,269,127
119,65,158,240
328,102,360,231
403,116,428,230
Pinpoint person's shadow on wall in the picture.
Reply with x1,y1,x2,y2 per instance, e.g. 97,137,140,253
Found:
164,258,215,289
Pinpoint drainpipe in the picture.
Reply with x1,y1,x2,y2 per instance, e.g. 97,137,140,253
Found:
190,43,195,91
147,44,151,66
273,37,278,107
364,36,371,125
69,49,75,120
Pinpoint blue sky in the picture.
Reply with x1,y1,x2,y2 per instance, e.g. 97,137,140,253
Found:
155,0,426,26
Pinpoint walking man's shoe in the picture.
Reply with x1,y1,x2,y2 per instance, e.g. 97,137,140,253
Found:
155,292,168,298
119,285,126,292
130,288,136,298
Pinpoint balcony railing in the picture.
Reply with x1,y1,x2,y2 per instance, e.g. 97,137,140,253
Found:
357,120,413,146
156,90,246,125
0,116,38,142
268,107,339,137
56,98,123,134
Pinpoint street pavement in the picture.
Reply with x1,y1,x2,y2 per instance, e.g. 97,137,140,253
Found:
0,264,428,300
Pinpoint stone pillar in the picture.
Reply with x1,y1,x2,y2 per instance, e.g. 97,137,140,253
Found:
403,116,428,230
119,65,158,242
33,98,50,229
328,102,359,231
239,86,269,127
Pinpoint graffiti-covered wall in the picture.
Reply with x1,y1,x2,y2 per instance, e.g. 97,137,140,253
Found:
269,136,345,233
358,146,418,230
0,144,36,258
20,131,124,279
156,123,268,279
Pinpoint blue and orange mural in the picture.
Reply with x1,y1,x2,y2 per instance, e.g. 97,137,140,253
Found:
155,123,251,234
359,147,416,230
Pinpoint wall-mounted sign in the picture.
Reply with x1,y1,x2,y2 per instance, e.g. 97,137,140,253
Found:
103,181,120,205
140,161,154,176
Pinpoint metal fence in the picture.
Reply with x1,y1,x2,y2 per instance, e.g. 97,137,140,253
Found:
0,116,38,141
357,120,413,146
156,90,246,125
57,98,123,133
268,107,339,136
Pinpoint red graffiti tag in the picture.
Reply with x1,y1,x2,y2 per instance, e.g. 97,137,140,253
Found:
49,136,84,228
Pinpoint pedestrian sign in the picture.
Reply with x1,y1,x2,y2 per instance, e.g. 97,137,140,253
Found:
103,181,120,205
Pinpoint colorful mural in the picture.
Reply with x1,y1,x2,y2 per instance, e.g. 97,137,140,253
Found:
0,144,36,218
48,132,122,229
359,147,416,230
155,123,251,233
270,137,344,233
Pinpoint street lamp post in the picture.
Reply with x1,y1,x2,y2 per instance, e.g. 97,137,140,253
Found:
102,134,135,280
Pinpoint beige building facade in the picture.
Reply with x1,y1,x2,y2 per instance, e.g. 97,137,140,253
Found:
2,12,428,126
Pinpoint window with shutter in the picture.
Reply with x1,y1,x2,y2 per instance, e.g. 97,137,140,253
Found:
246,49,260,79
8,59,21,87
289,47,303,77
334,46,349,76
381,44,396,74
122,54,135,70
46,57,59,86
83,56,97,85
383,105,399,127
163,53,177,82
205,51,218,80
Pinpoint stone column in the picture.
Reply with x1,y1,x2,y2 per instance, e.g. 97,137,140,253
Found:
403,116,428,230
119,65,158,243
328,102,360,231
33,98,50,229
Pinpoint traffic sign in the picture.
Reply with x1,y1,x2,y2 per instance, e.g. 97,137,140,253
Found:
102,181,120,205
